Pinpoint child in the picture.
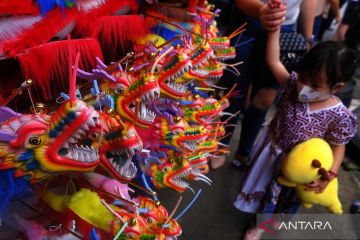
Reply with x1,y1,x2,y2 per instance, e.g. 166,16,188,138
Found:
233,2,358,239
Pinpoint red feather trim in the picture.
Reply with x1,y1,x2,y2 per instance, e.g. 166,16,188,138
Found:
1,8,78,58
75,0,139,35
94,15,149,51
0,0,39,17
18,38,103,101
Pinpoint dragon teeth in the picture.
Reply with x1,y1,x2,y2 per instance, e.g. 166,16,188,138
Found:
87,118,96,127
83,124,89,131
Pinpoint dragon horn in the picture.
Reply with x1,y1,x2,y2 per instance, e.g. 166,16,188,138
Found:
96,56,108,69
173,189,202,221
151,46,174,74
165,196,183,224
70,52,80,103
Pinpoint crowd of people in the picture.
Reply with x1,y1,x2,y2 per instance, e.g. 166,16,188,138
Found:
212,0,360,239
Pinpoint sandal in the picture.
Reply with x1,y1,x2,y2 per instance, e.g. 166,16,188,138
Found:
232,159,242,167
232,153,249,170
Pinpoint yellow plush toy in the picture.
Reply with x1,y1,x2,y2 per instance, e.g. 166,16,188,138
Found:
277,138,343,214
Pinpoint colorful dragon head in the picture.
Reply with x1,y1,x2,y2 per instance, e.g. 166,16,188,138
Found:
156,117,208,153
213,47,236,61
186,153,210,180
0,100,100,181
111,207,149,240
38,99,100,172
208,36,230,50
157,47,192,99
116,72,160,128
183,96,229,125
188,42,213,69
79,111,142,182
135,196,182,238
149,155,192,192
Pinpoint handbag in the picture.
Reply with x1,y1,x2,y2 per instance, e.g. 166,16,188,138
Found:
280,32,307,71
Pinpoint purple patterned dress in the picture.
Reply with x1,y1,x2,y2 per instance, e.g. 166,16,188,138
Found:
234,72,358,214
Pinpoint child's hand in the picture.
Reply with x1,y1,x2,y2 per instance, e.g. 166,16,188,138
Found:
259,1,287,32
304,175,336,193
268,0,282,8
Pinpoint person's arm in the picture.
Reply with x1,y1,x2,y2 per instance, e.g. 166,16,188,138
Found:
266,29,290,85
235,0,264,18
305,144,345,193
329,0,341,23
300,0,318,48
236,0,286,31
334,1,358,41
329,144,345,174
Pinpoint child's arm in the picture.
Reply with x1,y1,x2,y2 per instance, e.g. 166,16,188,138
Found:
305,144,344,193
329,144,345,175
266,28,290,85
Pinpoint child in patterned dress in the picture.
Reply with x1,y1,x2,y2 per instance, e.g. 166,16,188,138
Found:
234,2,359,240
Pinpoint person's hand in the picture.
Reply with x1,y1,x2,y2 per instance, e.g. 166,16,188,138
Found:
259,1,287,32
304,175,336,193
334,14,341,24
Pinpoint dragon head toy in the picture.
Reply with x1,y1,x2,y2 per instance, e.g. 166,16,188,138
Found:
79,111,142,182
157,46,192,99
116,72,160,128
149,154,192,192
0,99,100,181
135,196,182,238
183,95,229,125
213,47,236,61
40,99,100,172
186,153,210,181
157,117,208,153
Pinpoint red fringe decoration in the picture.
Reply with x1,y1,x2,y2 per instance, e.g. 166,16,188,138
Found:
0,0,39,17
18,38,103,101
1,8,78,58
94,15,149,51
76,0,139,35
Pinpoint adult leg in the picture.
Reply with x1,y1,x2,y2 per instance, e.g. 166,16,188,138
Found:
234,33,279,166
210,33,255,169
235,88,277,159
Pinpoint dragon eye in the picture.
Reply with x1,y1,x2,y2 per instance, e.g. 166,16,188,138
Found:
173,116,181,122
115,87,124,95
90,132,100,140
128,218,137,226
125,233,136,239
162,167,170,172
147,217,155,224
29,137,41,145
